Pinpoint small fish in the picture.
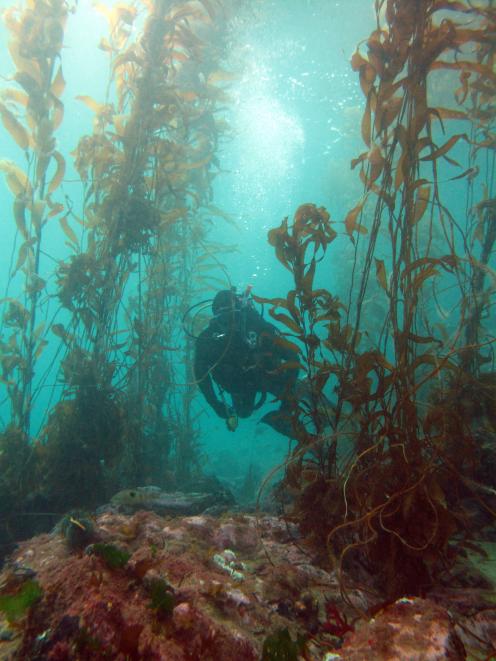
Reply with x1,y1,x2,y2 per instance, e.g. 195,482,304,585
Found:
111,486,162,507
110,487,231,516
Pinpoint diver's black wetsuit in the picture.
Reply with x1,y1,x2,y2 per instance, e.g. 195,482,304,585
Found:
194,299,299,428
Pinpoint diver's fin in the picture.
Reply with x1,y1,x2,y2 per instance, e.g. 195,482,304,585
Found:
259,409,294,438
294,378,337,421
260,381,337,437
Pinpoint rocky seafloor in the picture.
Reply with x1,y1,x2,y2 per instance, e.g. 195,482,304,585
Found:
0,505,495,660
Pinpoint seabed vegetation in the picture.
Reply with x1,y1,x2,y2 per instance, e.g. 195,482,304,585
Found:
0,0,494,659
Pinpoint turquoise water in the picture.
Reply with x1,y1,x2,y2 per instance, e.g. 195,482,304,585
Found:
0,1,374,484
0,0,493,511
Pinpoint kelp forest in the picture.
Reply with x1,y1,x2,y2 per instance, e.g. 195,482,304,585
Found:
0,0,238,549
259,0,496,604
0,0,495,626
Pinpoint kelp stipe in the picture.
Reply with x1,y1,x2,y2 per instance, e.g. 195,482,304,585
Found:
0,426,39,552
264,0,495,604
0,0,73,554
0,0,72,436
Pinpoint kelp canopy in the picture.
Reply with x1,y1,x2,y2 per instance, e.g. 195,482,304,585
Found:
260,0,496,600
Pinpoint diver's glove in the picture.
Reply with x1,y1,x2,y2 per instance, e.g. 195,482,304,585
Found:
226,408,238,432
213,401,237,431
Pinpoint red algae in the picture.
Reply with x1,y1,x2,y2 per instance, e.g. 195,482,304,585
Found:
1,511,494,660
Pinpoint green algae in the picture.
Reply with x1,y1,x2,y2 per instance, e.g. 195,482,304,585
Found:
261,628,306,661
0,580,42,623
467,542,496,592
146,577,175,617
90,543,130,570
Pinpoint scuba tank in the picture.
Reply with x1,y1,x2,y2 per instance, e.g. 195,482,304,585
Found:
182,284,260,341
239,284,254,346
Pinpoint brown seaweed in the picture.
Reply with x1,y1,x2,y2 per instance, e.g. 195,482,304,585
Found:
262,0,496,606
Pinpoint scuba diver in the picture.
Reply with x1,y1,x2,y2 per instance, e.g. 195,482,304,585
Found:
193,287,300,436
